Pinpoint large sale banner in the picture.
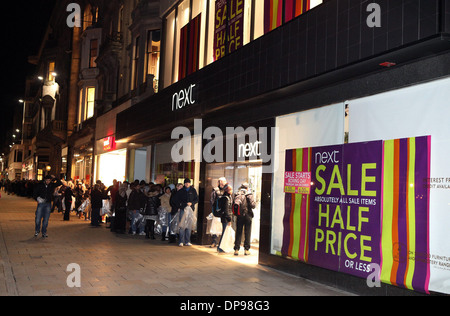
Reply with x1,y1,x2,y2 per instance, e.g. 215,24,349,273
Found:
214,0,244,61
308,141,382,279
282,136,431,293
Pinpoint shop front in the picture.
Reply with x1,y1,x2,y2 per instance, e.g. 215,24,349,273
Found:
94,136,127,187
116,0,450,294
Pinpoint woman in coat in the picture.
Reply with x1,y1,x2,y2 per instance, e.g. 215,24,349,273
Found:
90,184,105,227
144,186,161,239
217,185,233,253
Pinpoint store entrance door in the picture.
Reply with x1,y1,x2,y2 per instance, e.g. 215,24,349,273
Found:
205,160,263,250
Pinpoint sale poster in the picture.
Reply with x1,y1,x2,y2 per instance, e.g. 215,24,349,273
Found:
307,141,382,279
282,136,431,292
214,0,244,61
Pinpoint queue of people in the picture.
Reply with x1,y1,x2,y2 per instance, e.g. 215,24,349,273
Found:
12,174,255,255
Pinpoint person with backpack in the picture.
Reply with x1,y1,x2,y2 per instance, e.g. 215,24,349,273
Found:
210,177,228,248
233,183,256,256
217,185,234,253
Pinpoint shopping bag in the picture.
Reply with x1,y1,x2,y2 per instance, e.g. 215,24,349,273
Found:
78,199,90,212
209,216,223,235
101,199,112,216
219,226,235,253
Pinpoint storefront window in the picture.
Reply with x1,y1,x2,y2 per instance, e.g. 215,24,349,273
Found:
97,149,127,186
145,30,161,92
163,0,323,88
153,140,199,186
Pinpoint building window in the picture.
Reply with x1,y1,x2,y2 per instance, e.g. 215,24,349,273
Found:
162,0,323,88
48,61,56,81
90,39,98,68
86,87,95,119
144,30,161,92
178,14,201,80
131,36,140,90
77,87,96,124
83,5,98,31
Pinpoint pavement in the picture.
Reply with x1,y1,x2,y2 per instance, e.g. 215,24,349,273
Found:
0,192,353,297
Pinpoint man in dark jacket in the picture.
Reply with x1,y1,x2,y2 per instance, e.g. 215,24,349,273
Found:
127,181,146,235
233,183,256,256
174,178,199,246
33,175,63,238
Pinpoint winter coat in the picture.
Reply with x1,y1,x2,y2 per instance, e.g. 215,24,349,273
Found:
145,191,160,216
218,193,233,224
160,193,171,212
33,179,63,203
90,189,105,209
127,189,146,211
175,186,199,210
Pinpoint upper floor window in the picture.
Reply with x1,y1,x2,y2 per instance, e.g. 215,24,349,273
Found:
131,36,140,91
90,39,98,68
145,30,161,92
47,61,56,82
77,87,96,124
83,5,99,31
162,0,322,88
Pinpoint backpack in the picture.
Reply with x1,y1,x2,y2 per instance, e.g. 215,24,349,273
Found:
212,197,223,217
233,193,248,217
213,195,231,217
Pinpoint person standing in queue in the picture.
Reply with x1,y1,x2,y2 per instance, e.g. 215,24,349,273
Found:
63,182,75,221
217,185,233,253
233,183,256,256
90,183,106,227
33,175,63,238
174,178,198,246
210,177,228,248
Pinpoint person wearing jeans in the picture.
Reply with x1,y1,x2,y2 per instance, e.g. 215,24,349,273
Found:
33,175,62,238
35,201,52,237
174,179,198,246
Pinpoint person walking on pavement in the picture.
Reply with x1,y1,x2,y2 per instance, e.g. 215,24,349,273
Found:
233,183,256,256
33,175,63,238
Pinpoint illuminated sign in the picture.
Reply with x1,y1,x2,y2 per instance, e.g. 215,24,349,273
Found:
103,137,116,151
172,84,197,111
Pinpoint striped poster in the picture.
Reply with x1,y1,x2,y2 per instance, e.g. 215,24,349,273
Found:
264,0,283,34
285,0,310,23
380,136,431,293
282,148,311,261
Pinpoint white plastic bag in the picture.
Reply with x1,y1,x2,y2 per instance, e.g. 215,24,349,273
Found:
101,199,112,216
209,216,223,235
219,226,235,253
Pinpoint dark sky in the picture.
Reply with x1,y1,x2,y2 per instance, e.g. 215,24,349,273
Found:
0,0,57,154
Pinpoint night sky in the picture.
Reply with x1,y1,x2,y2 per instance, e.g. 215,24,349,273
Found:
0,0,57,155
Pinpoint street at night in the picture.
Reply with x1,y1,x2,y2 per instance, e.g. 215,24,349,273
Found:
0,193,350,297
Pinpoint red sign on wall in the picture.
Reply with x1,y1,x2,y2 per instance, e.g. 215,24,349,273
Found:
103,137,116,151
